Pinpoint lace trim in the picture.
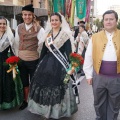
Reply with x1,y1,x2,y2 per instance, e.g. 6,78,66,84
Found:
29,83,68,106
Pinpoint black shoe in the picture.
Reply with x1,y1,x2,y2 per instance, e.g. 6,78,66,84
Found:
19,101,28,110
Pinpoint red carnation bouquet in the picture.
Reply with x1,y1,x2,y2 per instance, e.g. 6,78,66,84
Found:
6,56,20,79
64,53,84,84
69,53,84,67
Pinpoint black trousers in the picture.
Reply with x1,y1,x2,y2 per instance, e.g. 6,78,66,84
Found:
18,59,39,87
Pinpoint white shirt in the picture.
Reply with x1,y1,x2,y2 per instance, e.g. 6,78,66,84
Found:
83,31,117,79
25,23,33,31
103,31,116,61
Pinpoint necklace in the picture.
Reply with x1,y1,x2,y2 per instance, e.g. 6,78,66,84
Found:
52,28,61,40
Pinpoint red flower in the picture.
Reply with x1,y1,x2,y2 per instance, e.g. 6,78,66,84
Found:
6,56,20,64
69,53,84,66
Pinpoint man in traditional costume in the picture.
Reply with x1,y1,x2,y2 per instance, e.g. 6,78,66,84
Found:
83,10,120,120
14,4,45,110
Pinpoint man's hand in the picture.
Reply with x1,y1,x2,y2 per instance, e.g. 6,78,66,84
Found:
33,15,40,32
87,78,93,85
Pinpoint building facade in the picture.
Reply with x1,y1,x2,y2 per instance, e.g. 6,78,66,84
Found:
0,0,24,5
0,0,96,29
0,0,48,29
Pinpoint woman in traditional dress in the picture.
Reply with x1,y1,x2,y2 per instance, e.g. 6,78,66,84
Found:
0,16,23,110
28,12,78,119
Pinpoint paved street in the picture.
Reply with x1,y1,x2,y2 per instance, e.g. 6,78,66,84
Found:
0,76,120,120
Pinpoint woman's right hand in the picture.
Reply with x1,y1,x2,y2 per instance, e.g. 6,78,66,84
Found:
67,68,75,75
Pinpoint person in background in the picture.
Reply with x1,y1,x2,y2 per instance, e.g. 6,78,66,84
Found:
75,25,89,57
74,21,85,40
83,10,120,120
0,16,23,110
28,12,78,119
14,4,45,110
74,25,89,75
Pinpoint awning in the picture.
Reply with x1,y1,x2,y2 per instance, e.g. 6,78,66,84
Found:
0,5,48,18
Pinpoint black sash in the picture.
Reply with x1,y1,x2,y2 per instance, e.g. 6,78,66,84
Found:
49,44,69,71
